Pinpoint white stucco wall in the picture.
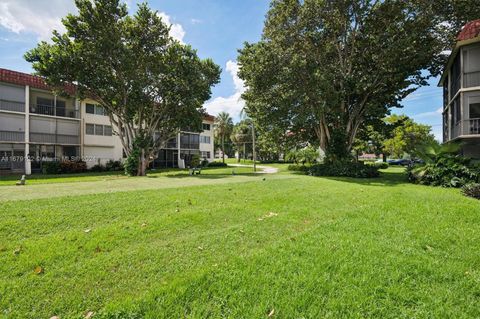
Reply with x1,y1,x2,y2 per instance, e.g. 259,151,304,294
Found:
81,99,123,168
199,119,214,162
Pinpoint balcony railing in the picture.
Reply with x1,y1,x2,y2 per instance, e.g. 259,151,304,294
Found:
450,119,480,139
0,131,25,142
467,118,480,135
464,71,480,88
30,133,80,145
0,99,25,112
30,104,79,119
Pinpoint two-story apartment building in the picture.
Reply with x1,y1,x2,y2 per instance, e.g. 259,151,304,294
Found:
440,20,480,158
0,68,214,174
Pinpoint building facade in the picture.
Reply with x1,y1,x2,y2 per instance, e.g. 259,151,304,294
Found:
440,20,480,158
0,68,214,174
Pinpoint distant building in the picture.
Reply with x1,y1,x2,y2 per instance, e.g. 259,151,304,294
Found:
439,20,480,158
0,68,214,174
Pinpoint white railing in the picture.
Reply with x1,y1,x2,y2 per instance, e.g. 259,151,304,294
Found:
0,131,24,142
30,104,79,119
468,118,480,135
29,133,80,144
0,99,25,112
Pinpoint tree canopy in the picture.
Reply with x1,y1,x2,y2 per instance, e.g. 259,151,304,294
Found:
25,0,221,175
238,0,480,162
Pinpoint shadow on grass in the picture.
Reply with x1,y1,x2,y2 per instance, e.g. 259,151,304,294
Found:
320,169,409,186
163,172,259,179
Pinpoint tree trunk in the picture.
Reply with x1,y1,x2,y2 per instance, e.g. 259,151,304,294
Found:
222,135,225,163
138,148,147,176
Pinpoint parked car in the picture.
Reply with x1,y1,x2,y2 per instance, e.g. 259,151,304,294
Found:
387,159,412,166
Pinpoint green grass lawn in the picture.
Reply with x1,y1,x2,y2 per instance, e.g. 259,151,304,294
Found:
0,166,255,187
1,166,480,318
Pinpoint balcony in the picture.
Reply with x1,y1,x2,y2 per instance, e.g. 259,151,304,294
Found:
30,103,79,119
466,118,480,135
30,133,80,145
0,131,24,142
0,99,24,112
450,118,480,139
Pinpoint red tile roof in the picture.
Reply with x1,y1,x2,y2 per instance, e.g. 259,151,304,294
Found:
457,19,480,41
0,68,77,95
204,114,215,122
0,68,215,120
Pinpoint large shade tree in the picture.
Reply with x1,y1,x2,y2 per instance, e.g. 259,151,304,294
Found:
238,0,480,162
25,0,221,175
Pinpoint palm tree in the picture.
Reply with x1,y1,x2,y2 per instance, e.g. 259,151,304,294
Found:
214,112,234,163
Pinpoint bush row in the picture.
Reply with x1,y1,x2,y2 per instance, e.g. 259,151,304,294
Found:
365,161,389,169
206,161,228,167
90,160,124,173
42,160,88,174
42,160,123,174
287,164,310,172
308,161,380,178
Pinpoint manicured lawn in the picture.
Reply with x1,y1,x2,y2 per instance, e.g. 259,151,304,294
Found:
1,167,480,318
0,166,254,187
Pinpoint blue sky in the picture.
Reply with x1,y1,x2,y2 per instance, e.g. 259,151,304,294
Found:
0,0,443,139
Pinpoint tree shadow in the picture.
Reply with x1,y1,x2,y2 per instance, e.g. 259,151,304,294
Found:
318,169,409,187
162,172,259,180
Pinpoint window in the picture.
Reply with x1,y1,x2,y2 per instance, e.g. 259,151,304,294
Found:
452,97,461,125
470,103,480,119
202,123,211,131
201,151,211,159
104,125,113,136
86,103,106,116
86,124,95,135
200,135,211,144
95,124,104,136
86,123,112,136
95,105,105,115
86,103,95,114
180,133,200,149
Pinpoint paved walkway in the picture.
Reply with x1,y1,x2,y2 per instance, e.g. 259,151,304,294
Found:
228,163,279,174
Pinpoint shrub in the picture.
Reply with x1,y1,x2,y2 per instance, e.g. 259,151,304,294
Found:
190,154,201,168
408,154,479,187
42,161,61,174
42,160,87,174
462,183,480,200
124,149,140,176
308,161,380,178
201,159,209,167
287,164,310,172
90,164,106,172
60,160,87,173
207,161,228,167
366,161,389,169
106,160,123,171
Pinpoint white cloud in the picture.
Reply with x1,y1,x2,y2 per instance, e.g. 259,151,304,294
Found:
157,12,185,43
0,0,74,40
204,60,246,119
413,107,443,120
0,1,185,43
191,18,203,25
